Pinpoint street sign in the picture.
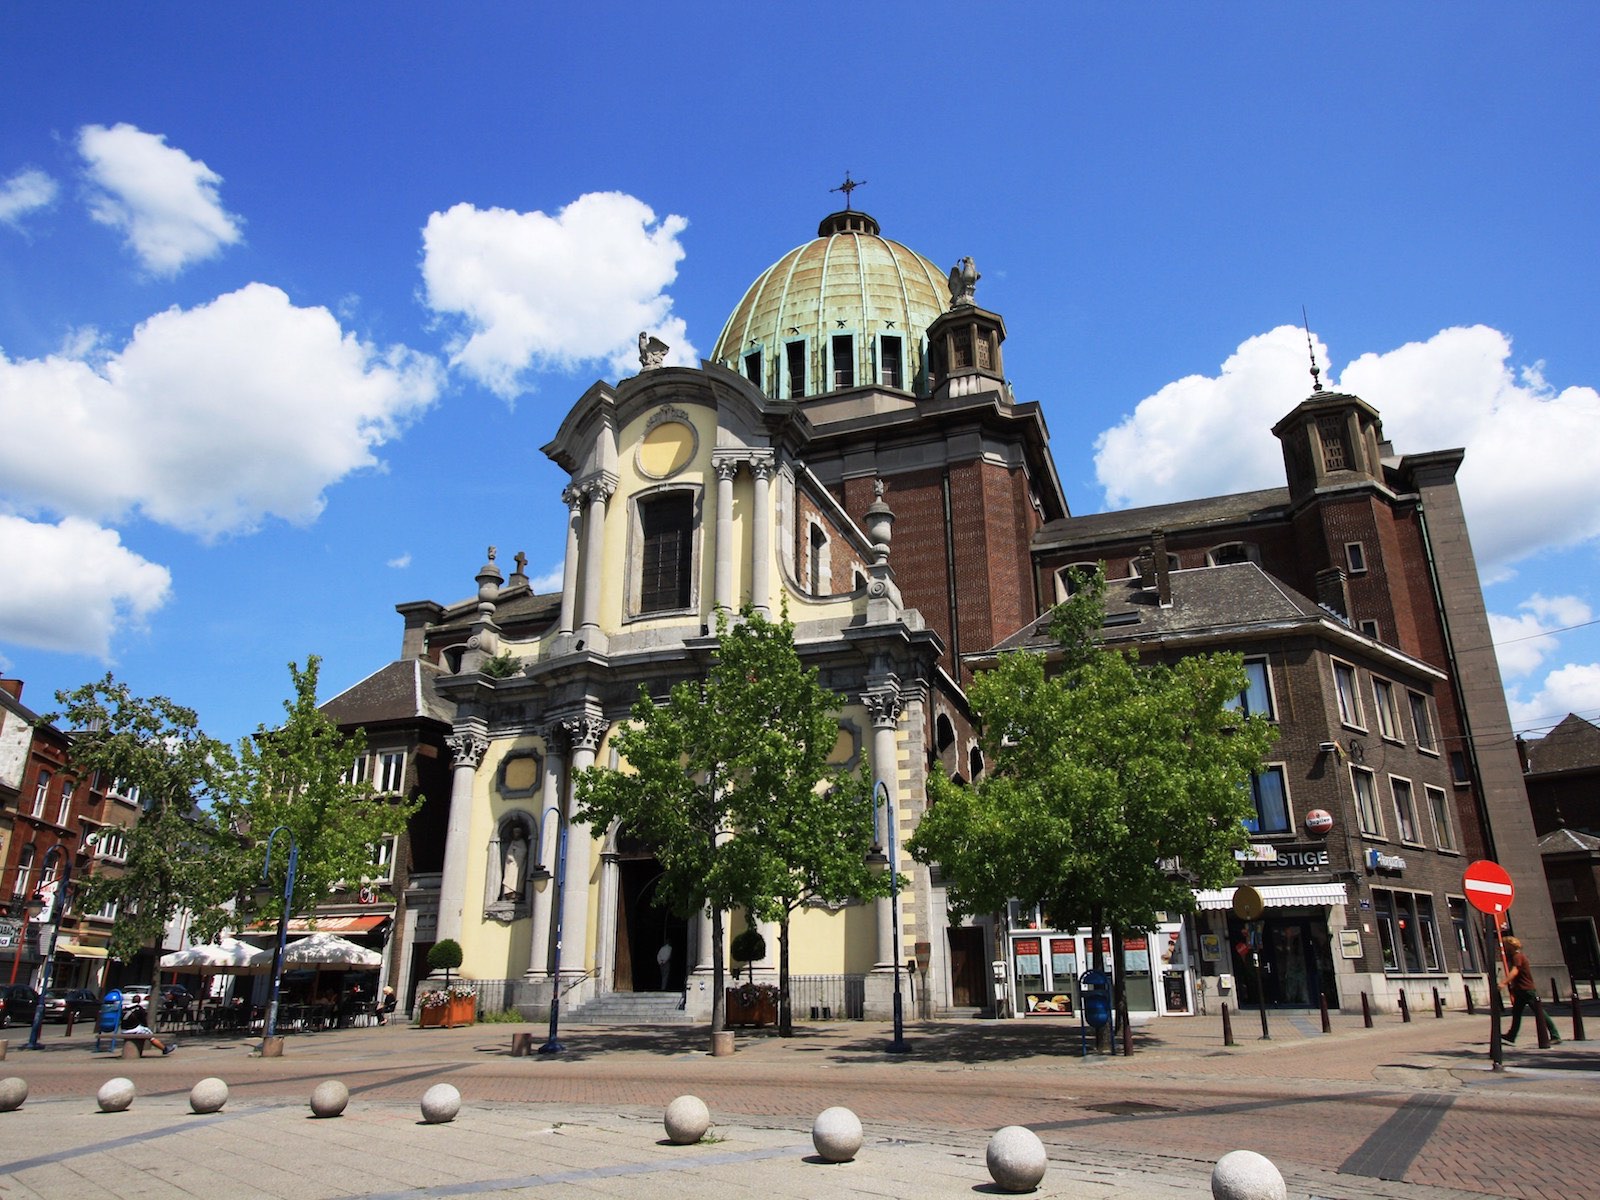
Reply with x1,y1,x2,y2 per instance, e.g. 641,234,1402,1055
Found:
0,917,21,948
1232,884,1265,921
1463,860,1515,914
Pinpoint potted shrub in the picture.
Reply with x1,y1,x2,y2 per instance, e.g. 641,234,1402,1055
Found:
418,940,474,1026
730,928,766,980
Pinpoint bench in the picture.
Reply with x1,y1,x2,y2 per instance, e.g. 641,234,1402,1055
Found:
118,1033,159,1058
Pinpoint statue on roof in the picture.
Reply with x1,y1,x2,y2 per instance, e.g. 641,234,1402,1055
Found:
638,332,669,371
948,257,980,307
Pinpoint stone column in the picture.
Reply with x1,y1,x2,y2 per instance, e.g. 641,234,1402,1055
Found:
525,727,566,979
437,728,488,947
595,850,620,993
558,714,606,986
557,487,582,636
750,458,773,616
713,458,737,612
865,686,903,969
578,481,612,641
696,905,715,972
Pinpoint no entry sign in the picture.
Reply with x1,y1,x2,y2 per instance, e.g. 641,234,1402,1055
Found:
1463,860,1515,914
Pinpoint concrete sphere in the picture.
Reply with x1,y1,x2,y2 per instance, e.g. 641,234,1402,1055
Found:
1211,1150,1286,1200
986,1125,1048,1192
663,1094,711,1144
0,1077,27,1111
811,1105,863,1163
420,1083,461,1124
189,1077,229,1114
97,1077,136,1113
310,1079,350,1119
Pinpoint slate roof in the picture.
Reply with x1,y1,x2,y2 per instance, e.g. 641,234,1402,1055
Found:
1034,487,1290,550
1523,713,1600,775
1536,826,1600,856
986,562,1328,655
426,585,562,637
321,658,455,728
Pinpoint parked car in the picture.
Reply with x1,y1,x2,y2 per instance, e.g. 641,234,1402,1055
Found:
120,988,150,1012
0,984,39,1027
40,986,100,1023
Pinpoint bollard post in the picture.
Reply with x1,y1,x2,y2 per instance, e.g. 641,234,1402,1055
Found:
1571,990,1587,1042
1319,994,1331,1034
1551,976,1561,1005
1361,991,1373,1028
1222,1001,1236,1047
64,1010,76,1037
1532,993,1552,1049
1399,989,1411,1023
1591,977,1599,1002
1464,984,1476,1015
1433,987,1443,1019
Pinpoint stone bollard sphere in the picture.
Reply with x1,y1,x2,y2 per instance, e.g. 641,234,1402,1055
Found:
663,1094,711,1144
811,1106,864,1163
97,1077,136,1113
1211,1149,1286,1200
189,1077,229,1114
310,1079,350,1119
420,1083,461,1124
0,1077,27,1112
986,1125,1048,1192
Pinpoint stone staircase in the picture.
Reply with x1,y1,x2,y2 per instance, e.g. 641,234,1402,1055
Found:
564,990,694,1025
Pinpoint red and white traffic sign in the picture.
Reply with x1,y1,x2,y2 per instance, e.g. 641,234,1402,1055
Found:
1463,860,1515,914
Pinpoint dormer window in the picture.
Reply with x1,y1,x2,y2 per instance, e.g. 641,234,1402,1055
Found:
879,335,903,389
743,351,762,388
831,335,854,388
785,340,806,398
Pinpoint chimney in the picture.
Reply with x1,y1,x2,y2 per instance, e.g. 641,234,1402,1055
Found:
0,678,22,701
1152,529,1172,607
1315,566,1350,619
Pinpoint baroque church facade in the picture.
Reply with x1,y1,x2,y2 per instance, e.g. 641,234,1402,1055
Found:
324,205,1557,1021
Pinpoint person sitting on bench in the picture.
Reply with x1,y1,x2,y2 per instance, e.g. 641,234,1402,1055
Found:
123,1002,175,1055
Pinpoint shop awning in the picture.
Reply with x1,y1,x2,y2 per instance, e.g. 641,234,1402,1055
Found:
57,940,110,958
243,913,390,937
1193,883,1348,910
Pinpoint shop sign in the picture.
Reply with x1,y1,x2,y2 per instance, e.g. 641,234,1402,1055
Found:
1235,843,1278,863
1366,849,1407,873
1270,846,1331,870
0,917,20,949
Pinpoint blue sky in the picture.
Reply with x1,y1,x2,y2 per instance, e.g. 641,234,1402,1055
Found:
2,4,1597,748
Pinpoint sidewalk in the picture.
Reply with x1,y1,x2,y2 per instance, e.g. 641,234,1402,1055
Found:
3,1006,1598,1199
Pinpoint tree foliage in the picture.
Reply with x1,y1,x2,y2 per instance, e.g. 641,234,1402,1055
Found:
219,657,420,928
52,675,237,1015
576,606,881,1034
908,568,1278,939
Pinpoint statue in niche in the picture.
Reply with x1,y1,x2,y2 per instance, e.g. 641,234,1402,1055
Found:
948,257,980,307
500,826,528,899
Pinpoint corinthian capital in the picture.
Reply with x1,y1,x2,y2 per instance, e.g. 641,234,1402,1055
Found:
446,731,490,768
862,686,903,729
562,713,608,752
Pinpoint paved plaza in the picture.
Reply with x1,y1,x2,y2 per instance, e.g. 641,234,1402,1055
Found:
3,1003,1597,1199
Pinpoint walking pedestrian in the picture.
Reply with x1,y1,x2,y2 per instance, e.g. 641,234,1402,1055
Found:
1503,935,1561,1045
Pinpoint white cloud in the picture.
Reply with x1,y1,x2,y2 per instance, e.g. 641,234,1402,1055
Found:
0,167,58,229
78,123,242,275
0,282,442,539
387,552,412,569
1093,324,1600,578
1489,594,1594,679
1506,663,1600,736
0,515,171,657
421,192,696,399
529,564,564,593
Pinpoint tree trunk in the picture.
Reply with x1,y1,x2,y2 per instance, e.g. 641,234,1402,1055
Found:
710,902,726,1033
778,914,793,1037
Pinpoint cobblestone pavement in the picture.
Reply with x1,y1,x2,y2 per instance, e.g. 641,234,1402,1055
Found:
2,1003,1597,1199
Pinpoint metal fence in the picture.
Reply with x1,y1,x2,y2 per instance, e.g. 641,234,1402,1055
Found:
786,974,866,1020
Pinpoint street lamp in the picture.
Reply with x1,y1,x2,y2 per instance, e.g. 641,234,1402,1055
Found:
260,826,298,1044
529,803,566,1055
23,845,74,1051
869,780,911,1055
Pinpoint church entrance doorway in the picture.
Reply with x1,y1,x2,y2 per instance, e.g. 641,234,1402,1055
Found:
615,856,688,993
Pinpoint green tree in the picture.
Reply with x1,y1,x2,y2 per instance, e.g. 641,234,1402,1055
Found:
576,607,880,1036
52,676,236,1024
221,657,420,931
908,568,1277,1029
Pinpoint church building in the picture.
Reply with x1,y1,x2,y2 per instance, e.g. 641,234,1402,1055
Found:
324,203,1556,1021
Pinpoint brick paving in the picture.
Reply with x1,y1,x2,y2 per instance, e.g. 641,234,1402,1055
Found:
2,1005,1597,1199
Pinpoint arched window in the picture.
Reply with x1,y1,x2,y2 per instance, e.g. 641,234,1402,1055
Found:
12,844,34,897
1208,542,1259,566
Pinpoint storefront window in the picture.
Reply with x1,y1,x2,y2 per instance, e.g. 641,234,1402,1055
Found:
1449,897,1480,972
1374,888,1445,974
1375,891,1399,970
1013,937,1044,1007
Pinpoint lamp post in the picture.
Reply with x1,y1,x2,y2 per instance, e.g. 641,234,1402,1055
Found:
260,826,298,1044
23,845,73,1051
528,803,567,1055
868,780,911,1055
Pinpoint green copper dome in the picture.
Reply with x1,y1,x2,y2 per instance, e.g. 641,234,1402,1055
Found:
712,210,949,398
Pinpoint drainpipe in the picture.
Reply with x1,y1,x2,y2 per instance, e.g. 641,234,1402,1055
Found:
942,470,962,671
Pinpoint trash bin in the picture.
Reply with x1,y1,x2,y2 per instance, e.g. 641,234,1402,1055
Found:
1079,970,1111,1029
95,989,123,1051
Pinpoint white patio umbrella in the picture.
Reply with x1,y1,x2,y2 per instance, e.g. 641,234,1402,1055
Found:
160,936,269,974
261,931,382,968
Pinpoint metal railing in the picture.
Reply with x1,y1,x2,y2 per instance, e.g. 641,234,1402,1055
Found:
785,974,866,1020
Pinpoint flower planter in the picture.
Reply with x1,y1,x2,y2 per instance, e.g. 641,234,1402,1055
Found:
419,995,476,1028
725,986,778,1028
